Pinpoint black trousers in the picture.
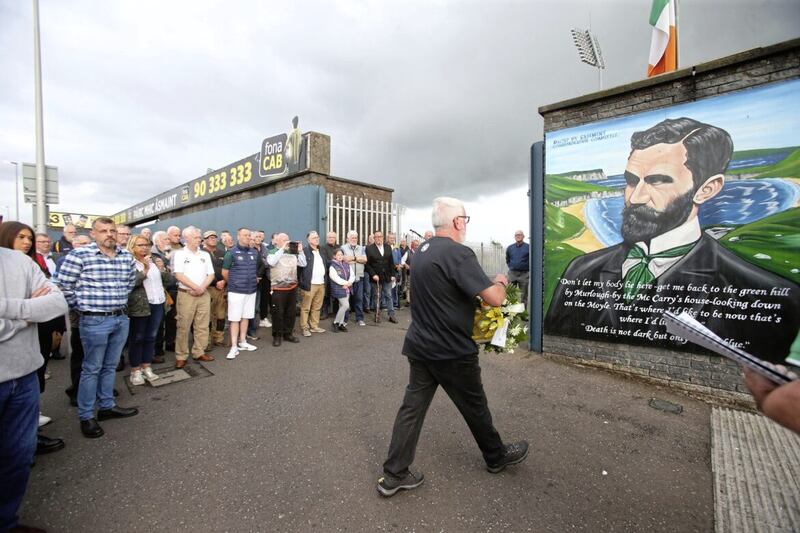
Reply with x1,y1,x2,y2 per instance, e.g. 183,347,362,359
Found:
67,326,84,397
383,355,505,479
270,288,297,338
259,278,271,319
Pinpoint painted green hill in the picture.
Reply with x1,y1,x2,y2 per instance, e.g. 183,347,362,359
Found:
544,241,584,314
728,147,800,178
545,175,614,203
545,202,583,242
720,206,800,283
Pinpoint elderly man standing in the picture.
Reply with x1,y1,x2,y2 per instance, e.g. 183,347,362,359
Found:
1,246,68,532
35,233,56,274
299,231,328,337
267,233,307,346
341,230,367,327
56,217,139,438
166,226,183,258
366,230,398,324
223,228,260,360
377,198,528,497
54,223,77,255
505,230,529,308
172,226,215,369
319,231,340,319
202,230,227,351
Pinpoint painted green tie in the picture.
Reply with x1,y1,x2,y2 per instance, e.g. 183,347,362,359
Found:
622,243,696,302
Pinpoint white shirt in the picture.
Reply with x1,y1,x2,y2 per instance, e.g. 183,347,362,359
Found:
172,247,214,289
311,249,325,284
42,253,56,275
621,216,702,280
375,244,384,256
136,260,166,304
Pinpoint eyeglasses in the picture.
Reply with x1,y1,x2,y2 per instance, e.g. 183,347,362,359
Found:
454,215,470,224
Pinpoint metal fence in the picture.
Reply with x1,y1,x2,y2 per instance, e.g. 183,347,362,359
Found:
465,241,507,276
326,193,403,243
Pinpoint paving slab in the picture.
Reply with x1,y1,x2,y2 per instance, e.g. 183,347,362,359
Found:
711,407,800,533
25,309,713,532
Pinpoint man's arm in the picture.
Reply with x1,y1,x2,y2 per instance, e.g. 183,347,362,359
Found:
296,250,307,268
267,248,283,267
478,274,509,307
1,265,68,323
744,368,800,433
54,251,82,308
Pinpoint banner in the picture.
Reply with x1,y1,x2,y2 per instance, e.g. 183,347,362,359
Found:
48,211,105,229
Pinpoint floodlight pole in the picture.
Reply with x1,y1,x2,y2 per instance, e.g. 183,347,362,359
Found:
33,0,47,233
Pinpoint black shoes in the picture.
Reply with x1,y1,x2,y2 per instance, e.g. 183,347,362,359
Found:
338,324,348,332
486,440,530,473
36,434,65,455
272,337,282,347
377,470,425,497
283,335,300,343
97,406,139,420
388,315,398,324
80,418,104,438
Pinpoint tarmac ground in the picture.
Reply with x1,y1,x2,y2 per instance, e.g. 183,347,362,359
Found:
23,306,713,532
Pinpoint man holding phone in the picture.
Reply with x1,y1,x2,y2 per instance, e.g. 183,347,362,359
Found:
267,233,307,347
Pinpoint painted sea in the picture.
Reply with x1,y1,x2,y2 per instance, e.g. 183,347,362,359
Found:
583,176,800,247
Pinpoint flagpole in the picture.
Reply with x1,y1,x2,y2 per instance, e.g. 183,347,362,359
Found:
674,0,680,68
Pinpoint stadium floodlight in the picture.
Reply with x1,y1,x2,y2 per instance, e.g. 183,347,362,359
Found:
571,28,605,89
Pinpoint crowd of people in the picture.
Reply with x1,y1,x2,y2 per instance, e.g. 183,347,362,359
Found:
2,199,798,528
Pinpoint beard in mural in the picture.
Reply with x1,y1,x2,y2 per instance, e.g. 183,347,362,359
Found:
544,117,800,363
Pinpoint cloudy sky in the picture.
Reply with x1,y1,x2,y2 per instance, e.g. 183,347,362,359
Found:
1,0,798,244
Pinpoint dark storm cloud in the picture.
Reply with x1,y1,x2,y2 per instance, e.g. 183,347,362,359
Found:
1,0,798,216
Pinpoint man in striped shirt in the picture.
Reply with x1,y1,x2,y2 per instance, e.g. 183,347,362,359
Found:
56,217,139,438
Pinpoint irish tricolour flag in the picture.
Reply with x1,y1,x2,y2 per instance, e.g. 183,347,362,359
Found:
647,0,677,77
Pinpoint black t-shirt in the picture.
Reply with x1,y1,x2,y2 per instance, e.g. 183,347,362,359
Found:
402,237,493,361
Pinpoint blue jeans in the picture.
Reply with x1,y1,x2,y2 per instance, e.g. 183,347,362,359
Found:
378,279,395,317
129,304,164,368
0,371,39,531
362,276,374,310
78,314,130,420
247,290,261,336
345,277,364,323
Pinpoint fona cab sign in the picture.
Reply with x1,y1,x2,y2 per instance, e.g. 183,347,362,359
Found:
260,133,287,177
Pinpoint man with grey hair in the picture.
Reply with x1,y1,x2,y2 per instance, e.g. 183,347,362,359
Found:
171,226,215,368
378,197,528,497
341,230,367,326
166,225,182,258
140,227,152,241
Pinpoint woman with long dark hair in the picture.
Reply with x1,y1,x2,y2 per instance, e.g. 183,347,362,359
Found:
0,221,66,454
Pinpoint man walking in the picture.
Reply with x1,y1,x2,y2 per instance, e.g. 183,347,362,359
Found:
378,197,528,497
172,226,215,369
223,228,260,360
1,246,68,531
505,230,529,307
56,217,139,438
366,230,397,323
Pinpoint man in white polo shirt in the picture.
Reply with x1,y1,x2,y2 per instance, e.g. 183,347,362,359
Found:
172,226,216,369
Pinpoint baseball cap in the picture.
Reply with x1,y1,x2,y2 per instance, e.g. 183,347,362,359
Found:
203,230,217,239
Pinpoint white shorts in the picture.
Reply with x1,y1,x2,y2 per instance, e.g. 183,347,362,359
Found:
227,292,256,322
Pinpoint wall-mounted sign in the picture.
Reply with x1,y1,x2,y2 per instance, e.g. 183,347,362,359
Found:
48,211,105,228
114,117,310,225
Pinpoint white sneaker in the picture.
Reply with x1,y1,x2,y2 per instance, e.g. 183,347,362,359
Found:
38,414,52,427
238,341,257,351
226,346,239,359
259,318,272,328
302,329,312,337
358,320,366,327
142,367,160,382
130,370,145,386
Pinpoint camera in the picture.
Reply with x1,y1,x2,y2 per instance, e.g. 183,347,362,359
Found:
287,241,300,254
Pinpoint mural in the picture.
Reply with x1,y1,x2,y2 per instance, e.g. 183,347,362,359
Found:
543,79,800,363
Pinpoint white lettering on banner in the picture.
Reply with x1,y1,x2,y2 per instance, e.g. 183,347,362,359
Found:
132,193,177,219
